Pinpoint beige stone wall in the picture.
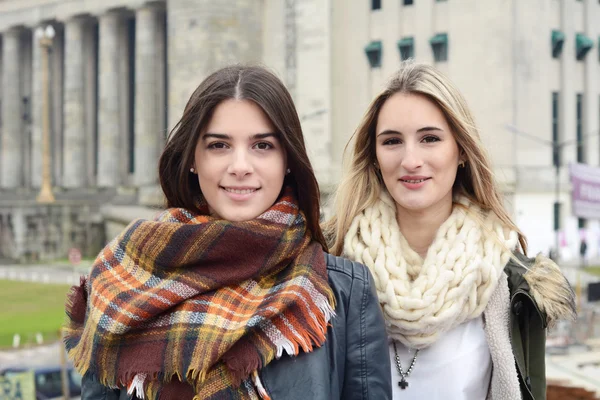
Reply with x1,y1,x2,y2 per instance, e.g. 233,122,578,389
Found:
166,0,263,131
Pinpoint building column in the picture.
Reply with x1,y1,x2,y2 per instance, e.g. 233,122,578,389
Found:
21,30,33,189
11,207,26,261
31,25,44,188
83,20,98,187
51,25,65,187
63,16,88,188
97,10,127,187
135,3,166,188
118,17,133,185
1,28,24,188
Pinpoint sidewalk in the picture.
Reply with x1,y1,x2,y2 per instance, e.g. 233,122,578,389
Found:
0,262,90,285
547,350,600,395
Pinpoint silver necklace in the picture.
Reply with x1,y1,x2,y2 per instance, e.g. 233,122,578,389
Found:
392,341,419,390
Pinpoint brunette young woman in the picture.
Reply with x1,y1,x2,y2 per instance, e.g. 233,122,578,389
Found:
64,65,391,400
326,62,576,400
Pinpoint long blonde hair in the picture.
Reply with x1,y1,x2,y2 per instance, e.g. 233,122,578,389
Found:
325,61,527,256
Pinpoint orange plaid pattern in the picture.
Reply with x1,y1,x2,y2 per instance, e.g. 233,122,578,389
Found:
64,188,335,399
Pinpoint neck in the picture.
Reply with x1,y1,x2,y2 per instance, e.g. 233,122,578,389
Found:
396,200,453,258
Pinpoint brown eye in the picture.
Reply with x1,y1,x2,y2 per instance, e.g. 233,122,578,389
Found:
422,136,440,143
383,138,401,145
253,142,274,150
208,142,228,149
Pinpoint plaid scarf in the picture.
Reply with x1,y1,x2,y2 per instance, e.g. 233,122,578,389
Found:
64,188,335,400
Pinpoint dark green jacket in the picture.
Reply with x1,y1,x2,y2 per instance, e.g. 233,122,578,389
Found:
504,253,576,400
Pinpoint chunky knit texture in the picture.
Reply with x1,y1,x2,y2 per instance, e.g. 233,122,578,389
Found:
343,191,518,349
64,187,335,400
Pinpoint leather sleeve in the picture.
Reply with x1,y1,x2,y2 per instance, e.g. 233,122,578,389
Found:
81,374,124,400
341,263,392,399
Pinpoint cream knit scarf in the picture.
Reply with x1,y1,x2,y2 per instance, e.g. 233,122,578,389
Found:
343,191,518,349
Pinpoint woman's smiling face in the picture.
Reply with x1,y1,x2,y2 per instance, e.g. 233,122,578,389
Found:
375,92,462,217
193,99,287,221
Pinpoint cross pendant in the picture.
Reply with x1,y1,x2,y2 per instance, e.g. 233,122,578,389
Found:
399,379,408,389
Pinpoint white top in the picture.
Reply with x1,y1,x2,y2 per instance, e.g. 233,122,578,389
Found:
389,316,492,400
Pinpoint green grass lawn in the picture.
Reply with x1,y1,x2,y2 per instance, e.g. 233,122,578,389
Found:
0,280,71,348
584,266,600,277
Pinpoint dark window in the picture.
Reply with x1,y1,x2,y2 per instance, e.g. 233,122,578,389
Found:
364,41,383,68
552,92,560,166
578,218,586,229
430,33,448,62
397,37,414,61
551,30,565,59
553,202,561,232
404,0,414,5
577,93,584,162
576,33,593,61
372,0,382,10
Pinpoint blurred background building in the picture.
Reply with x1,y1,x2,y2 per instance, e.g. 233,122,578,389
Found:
0,0,599,262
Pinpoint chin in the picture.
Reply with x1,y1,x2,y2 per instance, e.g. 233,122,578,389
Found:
390,192,427,211
217,206,267,222
398,202,431,213
220,213,257,222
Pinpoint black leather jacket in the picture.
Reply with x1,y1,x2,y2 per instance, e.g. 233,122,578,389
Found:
81,253,392,400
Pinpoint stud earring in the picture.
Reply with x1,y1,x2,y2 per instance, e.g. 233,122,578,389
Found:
459,162,465,168
286,168,291,174
190,167,196,173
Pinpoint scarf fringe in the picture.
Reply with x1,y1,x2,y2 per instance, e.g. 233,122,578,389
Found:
252,371,272,400
72,295,336,398
64,275,88,325
127,373,147,399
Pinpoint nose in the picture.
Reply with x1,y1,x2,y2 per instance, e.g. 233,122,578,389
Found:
400,143,423,171
227,149,254,177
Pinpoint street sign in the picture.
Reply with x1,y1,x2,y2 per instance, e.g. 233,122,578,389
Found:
68,248,81,266
569,163,600,219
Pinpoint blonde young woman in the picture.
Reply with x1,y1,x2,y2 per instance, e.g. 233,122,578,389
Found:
326,62,576,400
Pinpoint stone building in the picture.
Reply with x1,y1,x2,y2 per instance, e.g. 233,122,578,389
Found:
0,0,599,261
0,0,264,261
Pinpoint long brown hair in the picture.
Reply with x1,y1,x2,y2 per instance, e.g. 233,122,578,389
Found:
159,64,327,250
325,61,527,256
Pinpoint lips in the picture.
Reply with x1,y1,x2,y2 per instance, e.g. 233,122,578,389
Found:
220,186,261,201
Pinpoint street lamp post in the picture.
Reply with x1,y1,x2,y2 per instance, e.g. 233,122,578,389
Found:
35,25,55,204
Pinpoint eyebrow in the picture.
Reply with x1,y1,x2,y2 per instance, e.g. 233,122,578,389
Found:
202,132,279,140
376,126,443,137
